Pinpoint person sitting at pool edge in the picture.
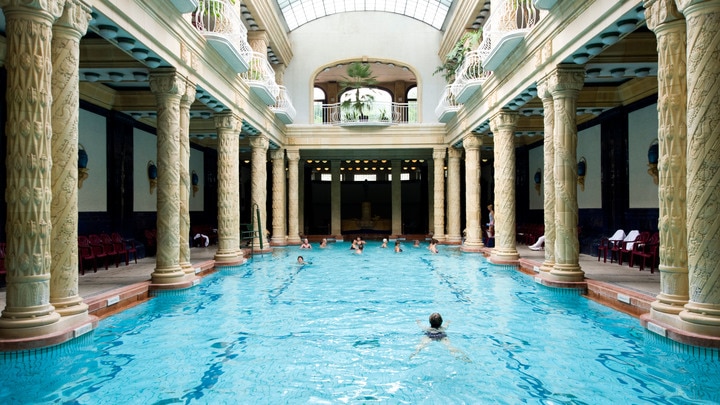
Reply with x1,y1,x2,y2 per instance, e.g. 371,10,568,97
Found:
410,313,470,362
300,238,312,249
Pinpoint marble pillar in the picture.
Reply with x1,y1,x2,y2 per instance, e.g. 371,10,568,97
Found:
214,113,241,263
489,111,520,263
432,148,446,241
270,148,287,246
330,160,341,236
0,0,64,336
392,160,402,236
677,0,720,336
179,79,196,275
547,66,585,282
286,149,302,244
537,77,556,273
462,134,484,251
250,135,270,251
645,0,690,320
50,0,91,319
446,147,463,244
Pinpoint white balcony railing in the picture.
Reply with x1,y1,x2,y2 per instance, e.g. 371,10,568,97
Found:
193,0,252,73
450,50,491,103
478,0,541,71
240,52,280,105
314,101,417,126
270,86,297,124
435,85,461,123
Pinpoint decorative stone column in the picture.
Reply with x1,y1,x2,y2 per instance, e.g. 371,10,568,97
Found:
677,0,720,336
644,0,690,322
546,66,585,282
286,149,302,244
446,147,463,244
330,160,342,237
213,113,241,263
250,135,270,251
179,79,196,275
50,0,91,319
149,70,187,285
427,157,435,236
270,148,287,246
392,159,402,236
537,77,556,273
432,148,446,241
0,0,64,336
462,134,484,251
299,160,306,236
489,111,520,263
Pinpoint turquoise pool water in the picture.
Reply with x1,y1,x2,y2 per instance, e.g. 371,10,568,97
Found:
1,242,719,404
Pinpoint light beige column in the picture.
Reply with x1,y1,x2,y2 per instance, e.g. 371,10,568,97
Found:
270,148,287,246
547,66,585,282
330,160,342,236
645,0,690,321
0,0,63,336
427,157,434,236
149,70,187,284
446,147,463,243
49,0,91,319
392,160,402,236
489,111,520,263
286,149,302,244
462,134,484,251
250,135,270,251
537,77,556,273
179,79,196,275
432,148,446,241
213,113,241,263
299,161,305,236
677,0,720,336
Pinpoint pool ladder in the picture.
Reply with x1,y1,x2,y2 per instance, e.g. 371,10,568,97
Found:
240,204,264,260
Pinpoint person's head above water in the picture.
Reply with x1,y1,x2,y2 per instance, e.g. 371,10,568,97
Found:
429,312,443,328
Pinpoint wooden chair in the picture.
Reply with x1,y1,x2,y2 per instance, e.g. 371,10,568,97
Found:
631,232,659,272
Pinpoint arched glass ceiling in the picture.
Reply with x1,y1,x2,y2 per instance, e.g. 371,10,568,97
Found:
275,0,454,31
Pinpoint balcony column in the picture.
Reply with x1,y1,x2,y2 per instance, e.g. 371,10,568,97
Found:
392,159,402,236
286,149,302,244
677,0,720,336
299,160,306,236
427,156,434,236
149,70,187,285
489,111,520,264
50,0,91,319
536,77,556,273
330,160,342,237
247,30,269,54
213,113,241,263
546,66,585,282
0,1,64,337
273,63,286,85
462,134,484,252
270,149,287,246
432,148,446,241
644,0,690,321
179,79,196,275
446,147,463,244
250,135,270,251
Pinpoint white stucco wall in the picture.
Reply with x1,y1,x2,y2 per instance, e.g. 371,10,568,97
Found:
284,12,446,124
133,128,157,212
577,125,602,209
528,145,543,210
628,103,659,209
189,147,204,211
78,109,108,212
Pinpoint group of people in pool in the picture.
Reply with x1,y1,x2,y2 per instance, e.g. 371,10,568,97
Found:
298,236,441,255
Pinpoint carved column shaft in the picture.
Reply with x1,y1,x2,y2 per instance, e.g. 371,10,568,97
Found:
645,0,690,318
537,78,556,272
270,149,287,245
50,0,91,318
462,135,483,250
392,159,402,235
433,148,446,241
214,114,240,262
250,136,269,250
446,147,463,243
179,80,196,274
286,149,301,244
149,70,187,284
489,111,520,262
330,160,341,236
0,2,63,333
547,67,585,281
677,0,720,334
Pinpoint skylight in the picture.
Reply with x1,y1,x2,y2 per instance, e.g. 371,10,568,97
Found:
275,0,454,31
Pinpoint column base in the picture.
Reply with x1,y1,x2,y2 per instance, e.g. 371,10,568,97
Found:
490,248,519,264
0,313,97,350
548,263,584,282
215,250,239,263
180,261,196,276
151,265,187,285
0,309,62,339
51,295,89,318
287,236,302,245
446,235,463,244
270,236,288,246
539,260,554,273
650,293,688,316
641,313,720,348
678,303,720,337
461,239,484,253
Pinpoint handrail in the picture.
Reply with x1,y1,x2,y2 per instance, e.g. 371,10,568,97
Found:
192,0,253,61
240,51,280,100
270,85,297,121
313,101,417,125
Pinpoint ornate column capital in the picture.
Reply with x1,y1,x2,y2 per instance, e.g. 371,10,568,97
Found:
536,76,553,101
490,110,519,133
53,0,91,37
247,30,269,53
676,0,719,14
644,0,684,30
149,69,187,97
546,66,585,98
447,146,463,159
214,112,240,131
286,148,300,161
270,148,285,161
0,0,63,19
433,147,446,160
462,134,482,151
182,80,197,107
250,135,270,150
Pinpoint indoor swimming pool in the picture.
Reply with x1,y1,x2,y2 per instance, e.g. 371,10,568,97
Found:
1,242,719,404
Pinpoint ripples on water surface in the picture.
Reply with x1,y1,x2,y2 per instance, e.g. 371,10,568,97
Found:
1,243,719,404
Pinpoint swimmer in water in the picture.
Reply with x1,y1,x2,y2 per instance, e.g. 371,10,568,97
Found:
410,312,470,362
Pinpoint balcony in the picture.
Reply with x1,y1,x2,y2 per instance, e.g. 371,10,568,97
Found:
270,86,297,124
192,0,252,73
241,52,280,105
314,101,417,126
171,0,199,14
435,85,461,123
479,0,541,71
450,50,491,104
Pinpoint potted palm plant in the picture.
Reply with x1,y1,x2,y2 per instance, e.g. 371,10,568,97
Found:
339,62,377,121
434,30,482,84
